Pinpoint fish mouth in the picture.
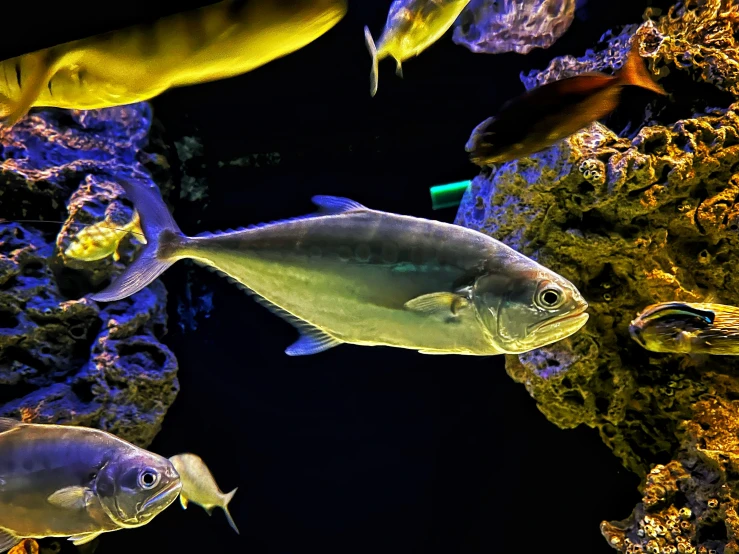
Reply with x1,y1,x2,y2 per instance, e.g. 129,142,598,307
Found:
530,310,590,336
140,480,182,515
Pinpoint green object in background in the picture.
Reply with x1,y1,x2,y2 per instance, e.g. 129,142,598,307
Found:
429,180,471,210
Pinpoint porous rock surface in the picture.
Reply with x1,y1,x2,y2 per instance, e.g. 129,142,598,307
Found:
453,0,576,55
0,104,178,448
456,1,739,552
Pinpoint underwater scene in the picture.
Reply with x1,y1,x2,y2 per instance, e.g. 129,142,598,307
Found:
0,0,737,552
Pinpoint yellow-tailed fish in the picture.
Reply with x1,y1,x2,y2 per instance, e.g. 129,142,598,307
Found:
0,418,181,553
89,178,588,356
64,212,145,262
364,0,472,96
169,454,238,534
629,301,739,355
0,0,347,127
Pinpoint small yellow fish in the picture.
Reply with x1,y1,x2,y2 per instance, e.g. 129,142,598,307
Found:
0,0,347,126
364,0,472,96
169,453,239,535
630,301,739,355
64,212,145,262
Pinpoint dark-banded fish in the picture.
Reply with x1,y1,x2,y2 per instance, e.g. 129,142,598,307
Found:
466,43,667,166
169,454,238,534
88,178,589,356
364,0,471,96
64,212,145,262
629,301,739,355
0,418,181,553
0,0,347,127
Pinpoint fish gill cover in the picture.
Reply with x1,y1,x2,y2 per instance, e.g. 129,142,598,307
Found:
456,0,739,553
0,104,178,448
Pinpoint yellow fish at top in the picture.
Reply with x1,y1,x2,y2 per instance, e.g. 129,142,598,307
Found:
364,0,471,97
0,0,347,126
64,212,145,262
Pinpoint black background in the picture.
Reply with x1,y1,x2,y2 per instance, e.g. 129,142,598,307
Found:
0,1,663,553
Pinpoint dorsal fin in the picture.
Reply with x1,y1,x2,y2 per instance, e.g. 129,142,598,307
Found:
311,196,367,214
0,418,23,433
193,196,368,239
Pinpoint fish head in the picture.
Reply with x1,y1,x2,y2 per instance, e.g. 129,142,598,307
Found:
629,302,715,353
95,450,182,528
473,264,589,353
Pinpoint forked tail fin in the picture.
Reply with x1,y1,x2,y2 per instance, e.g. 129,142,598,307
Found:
89,178,185,303
364,26,380,97
222,488,240,535
617,46,667,96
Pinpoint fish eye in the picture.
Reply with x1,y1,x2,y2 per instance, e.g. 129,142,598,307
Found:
537,287,564,309
138,469,160,490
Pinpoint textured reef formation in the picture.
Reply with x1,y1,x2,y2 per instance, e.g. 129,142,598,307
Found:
456,1,739,552
453,0,576,55
0,104,178,448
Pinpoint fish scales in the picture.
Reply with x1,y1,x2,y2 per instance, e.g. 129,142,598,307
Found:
0,426,118,537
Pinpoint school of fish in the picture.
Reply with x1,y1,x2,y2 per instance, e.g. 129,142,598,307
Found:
0,0,696,551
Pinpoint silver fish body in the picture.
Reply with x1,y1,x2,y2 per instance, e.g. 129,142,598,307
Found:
90,180,589,356
0,419,181,553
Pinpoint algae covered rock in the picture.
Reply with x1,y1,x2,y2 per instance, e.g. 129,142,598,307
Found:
453,0,576,55
456,1,739,552
0,104,178,447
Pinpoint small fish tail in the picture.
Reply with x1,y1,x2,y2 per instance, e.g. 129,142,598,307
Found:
222,487,240,534
89,178,185,303
364,26,379,97
617,47,666,96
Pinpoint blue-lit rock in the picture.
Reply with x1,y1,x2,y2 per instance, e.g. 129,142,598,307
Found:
453,0,576,55
0,104,178,448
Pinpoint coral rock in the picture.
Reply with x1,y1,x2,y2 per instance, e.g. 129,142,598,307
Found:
453,0,576,55
0,104,178,448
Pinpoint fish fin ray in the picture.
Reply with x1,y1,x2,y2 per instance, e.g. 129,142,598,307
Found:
0,528,20,553
222,488,240,534
199,266,343,356
179,493,189,509
617,46,666,96
48,486,92,510
285,328,342,356
404,292,469,316
0,418,23,433
364,25,379,97
68,532,102,546
89,178,183,303
311,195,367,214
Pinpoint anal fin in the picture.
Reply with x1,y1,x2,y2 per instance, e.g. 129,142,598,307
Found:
69,532,102,546
0,528,20,553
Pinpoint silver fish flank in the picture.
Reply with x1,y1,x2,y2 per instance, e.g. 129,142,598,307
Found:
89,178,589,357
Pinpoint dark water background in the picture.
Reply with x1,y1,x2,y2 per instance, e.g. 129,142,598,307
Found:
0,1,667,552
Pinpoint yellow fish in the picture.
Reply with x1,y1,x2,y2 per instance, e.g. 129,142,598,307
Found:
0,0,347,126
364,0,471,96
64,212,145,262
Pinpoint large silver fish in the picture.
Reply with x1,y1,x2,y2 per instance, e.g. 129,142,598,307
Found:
630,301,739,355
0,418,181,553
89,178,589,356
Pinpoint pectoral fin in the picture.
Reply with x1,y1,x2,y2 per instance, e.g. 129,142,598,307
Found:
404,293,469,317
180,494,189,510
68,532,102,546
47,486,92,510
0,528,20,552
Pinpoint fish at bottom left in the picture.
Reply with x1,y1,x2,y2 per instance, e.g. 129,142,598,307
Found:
0,417,188,553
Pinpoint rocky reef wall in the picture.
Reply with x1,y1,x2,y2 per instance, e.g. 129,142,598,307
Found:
0,105,178,448
456,1,739,553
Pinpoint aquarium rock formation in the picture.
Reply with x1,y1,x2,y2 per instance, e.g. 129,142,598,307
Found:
0,104,178,448
456,1,739,552
453,0,576,55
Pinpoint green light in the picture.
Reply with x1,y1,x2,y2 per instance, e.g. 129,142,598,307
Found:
429,180,471,210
